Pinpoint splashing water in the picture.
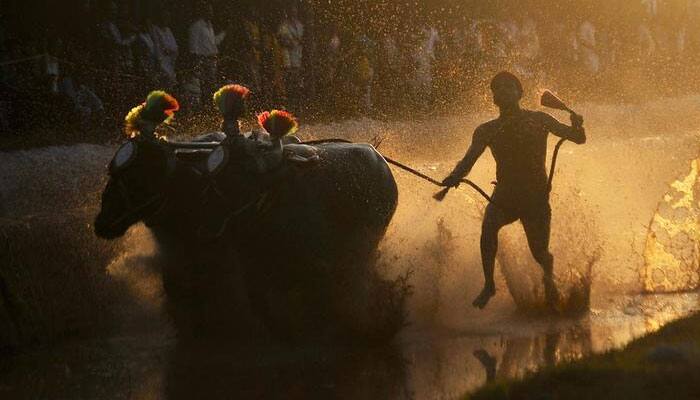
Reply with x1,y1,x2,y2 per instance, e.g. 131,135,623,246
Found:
2,95,700,348
644,158,700,292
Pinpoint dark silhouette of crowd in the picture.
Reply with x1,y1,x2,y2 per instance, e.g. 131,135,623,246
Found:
1,0,699,147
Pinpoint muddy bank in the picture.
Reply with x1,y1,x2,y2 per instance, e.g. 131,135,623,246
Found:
0,211,124,352
0,144,129,351
469,309,700,400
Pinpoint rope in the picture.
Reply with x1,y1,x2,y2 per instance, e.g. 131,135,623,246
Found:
298,137,567,205
299,138,495,203
159,135,566,206
382,156,494,202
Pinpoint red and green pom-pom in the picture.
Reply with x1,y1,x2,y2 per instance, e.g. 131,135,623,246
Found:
257,110,299,139
213,84,250,118
141,90,179,124
124,90,179,137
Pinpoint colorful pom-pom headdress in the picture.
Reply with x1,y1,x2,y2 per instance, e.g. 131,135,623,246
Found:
125,90,179,138
257,110,299,140
213,84,250,119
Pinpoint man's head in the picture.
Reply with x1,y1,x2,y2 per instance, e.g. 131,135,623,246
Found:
490,71,523,109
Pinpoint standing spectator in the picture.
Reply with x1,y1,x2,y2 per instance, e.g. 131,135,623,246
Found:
222,8,262,94
277,4,304,111
151,10,178,90
638,0,658,60
373,29,399,113
180,59,202,113
99,2,136,75
687,0,700,61
61,72,105,128
44,38,63,95
259,22,285,108
356,34,375,114
641,0,659,18
301,5,320,111
134,17,159,86
57,41,105,129
0,26,10,133
577,19,601,76
412,23,439,111
517,16,541,78
241,11,262,93
97,1,137,107
188,2,226,108
316,24,342,113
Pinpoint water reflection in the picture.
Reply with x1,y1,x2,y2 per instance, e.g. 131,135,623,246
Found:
402,321,592,398
165,342,411,400
0,293,697,399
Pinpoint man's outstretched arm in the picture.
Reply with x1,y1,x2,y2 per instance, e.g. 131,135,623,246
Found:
442,127,489,187
539,112,586,144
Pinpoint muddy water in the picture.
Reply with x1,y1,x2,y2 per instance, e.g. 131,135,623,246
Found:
2,96,700,398
0,293,697,399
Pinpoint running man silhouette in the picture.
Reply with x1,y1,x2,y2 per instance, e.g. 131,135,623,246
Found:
442,71,586,310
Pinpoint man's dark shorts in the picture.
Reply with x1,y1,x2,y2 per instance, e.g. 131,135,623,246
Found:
483,189,552,257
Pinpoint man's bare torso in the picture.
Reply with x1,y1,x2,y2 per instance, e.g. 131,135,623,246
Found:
477,110,553,201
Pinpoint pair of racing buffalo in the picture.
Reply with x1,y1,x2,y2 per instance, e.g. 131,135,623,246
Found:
94,88,404,342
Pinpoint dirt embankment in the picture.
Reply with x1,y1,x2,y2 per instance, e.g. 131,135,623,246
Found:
0,144,131,352
468,310,700,400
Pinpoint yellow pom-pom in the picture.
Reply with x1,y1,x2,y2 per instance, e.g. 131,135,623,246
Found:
124,104,145,138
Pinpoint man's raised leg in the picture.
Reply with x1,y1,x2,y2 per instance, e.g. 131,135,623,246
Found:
473,203,515,309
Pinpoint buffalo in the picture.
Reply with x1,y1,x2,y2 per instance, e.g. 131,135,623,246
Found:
95,91,406,342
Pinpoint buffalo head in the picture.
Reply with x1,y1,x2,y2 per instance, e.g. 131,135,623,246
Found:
95,138,176,239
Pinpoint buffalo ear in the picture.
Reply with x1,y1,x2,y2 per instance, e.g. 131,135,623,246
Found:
109,141,138,173
206,145,229,175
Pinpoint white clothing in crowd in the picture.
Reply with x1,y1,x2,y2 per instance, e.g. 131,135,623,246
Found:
101,21,136,70
382,35,398,63
136,31,158,76
414,27,439,92
464,20,482,54
103,21,136,47
519,18,540,62
59,77,104,120
188,19,225,57
514,18,540,78
45,55,60,93
641,0,659,18
577,21,600,74
278,18,304,69
151,24,179,86
500,19,520,50
422,26,440,59
638,23,656,59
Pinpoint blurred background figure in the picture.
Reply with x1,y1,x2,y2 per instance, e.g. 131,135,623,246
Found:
2,0,700,143
151,10,179,90
277,4,304,112
188,1,225,110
